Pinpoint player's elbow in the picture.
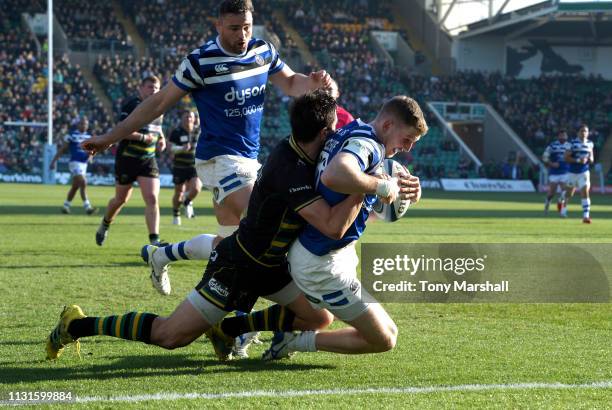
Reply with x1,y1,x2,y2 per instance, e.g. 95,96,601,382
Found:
322,227,344,241
320,169,342,191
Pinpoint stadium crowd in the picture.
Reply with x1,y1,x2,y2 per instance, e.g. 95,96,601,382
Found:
1,0,610,183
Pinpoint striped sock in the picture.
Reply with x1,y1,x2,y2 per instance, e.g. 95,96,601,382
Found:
67,312,158,344
220,305,295,338
582,198,591,218
154,234,215,266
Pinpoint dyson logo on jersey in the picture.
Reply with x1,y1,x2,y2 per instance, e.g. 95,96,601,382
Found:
224,85,266,106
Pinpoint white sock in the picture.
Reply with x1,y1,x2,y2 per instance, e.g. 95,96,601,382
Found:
64,200,71,207
290,331,317,352
185,234,215,259
581,198,591,218
83,199,91,208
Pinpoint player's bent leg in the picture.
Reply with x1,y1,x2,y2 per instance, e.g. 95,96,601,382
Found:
318,303,398,354
150,299,213,350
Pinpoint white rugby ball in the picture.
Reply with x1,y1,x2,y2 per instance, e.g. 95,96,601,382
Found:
372,159,411,222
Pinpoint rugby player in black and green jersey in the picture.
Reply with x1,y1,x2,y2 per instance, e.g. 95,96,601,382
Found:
168,110,201,226
95,75,167,246
46,90,364,361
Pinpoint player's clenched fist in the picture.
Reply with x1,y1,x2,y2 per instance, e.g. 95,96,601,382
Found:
309,70,333,90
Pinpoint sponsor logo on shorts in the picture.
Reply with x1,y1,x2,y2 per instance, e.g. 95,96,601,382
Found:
213,187,220,202
208,278,229,298
349,281,360,295
288,185,312,193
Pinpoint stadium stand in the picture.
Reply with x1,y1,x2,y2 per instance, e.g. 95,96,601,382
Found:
2,0,609,184
1,0,112,174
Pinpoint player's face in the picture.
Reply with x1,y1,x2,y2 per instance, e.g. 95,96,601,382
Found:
78,118,89,132
217,12,253,54
579,127,589,139
182,112,195,131
558,131,567,142
383,120,421,157
139,80,160,100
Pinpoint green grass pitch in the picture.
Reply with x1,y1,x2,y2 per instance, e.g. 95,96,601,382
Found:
0,183,610,408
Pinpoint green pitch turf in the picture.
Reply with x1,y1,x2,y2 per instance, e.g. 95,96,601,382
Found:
0,183,610,408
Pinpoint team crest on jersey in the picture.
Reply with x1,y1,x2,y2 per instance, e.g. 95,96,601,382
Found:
255,55,265,66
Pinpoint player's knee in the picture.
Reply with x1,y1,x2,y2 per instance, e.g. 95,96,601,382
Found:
154,324,195,350
312,310,334,330
143,193,158,207
372,322,398,352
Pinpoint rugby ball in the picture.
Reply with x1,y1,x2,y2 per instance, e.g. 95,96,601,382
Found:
372,159,411,222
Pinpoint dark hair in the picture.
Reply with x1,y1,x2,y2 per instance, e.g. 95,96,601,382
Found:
379,96,428,136
219,0,254,17
141,75,160,85
579,124,589,131
290,90,337,144
558,128,566,134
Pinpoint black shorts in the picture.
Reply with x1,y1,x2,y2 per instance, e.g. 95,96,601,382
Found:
115,156,159,185
172,166,197,185
194,234,292,313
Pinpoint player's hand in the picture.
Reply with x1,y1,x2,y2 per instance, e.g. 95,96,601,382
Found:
157,137,166,152
309,70,333,90
81,134,113,155
400,175,421,204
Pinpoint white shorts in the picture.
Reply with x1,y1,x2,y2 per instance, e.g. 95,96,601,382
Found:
568,171,590,190
196,155,261,204
548,173,568,185
287,240,371,321
69,161,87,176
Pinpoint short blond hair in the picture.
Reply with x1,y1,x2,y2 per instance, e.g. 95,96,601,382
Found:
380,96,428,136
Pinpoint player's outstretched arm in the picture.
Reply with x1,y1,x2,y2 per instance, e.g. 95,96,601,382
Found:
298,194,364,240
81,82,188,154
269,66,333,97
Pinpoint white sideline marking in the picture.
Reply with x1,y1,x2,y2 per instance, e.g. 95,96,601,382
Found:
68,381,611,404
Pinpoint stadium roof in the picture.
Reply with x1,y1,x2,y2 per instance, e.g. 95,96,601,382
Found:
454,0,612,42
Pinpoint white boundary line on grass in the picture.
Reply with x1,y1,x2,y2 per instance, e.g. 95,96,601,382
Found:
59,381,612,404
2,381,610,406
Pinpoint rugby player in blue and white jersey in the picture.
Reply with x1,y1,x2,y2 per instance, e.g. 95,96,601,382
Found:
561,124,595,223
49,116,97,215
542,129,571,215
82,0,333,295
260,96,428,359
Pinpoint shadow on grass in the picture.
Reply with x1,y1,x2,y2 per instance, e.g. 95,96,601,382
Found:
0,354,334,384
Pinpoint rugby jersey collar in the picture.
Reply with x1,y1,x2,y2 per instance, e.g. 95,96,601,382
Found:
215,35,249,57
289,135,315,165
